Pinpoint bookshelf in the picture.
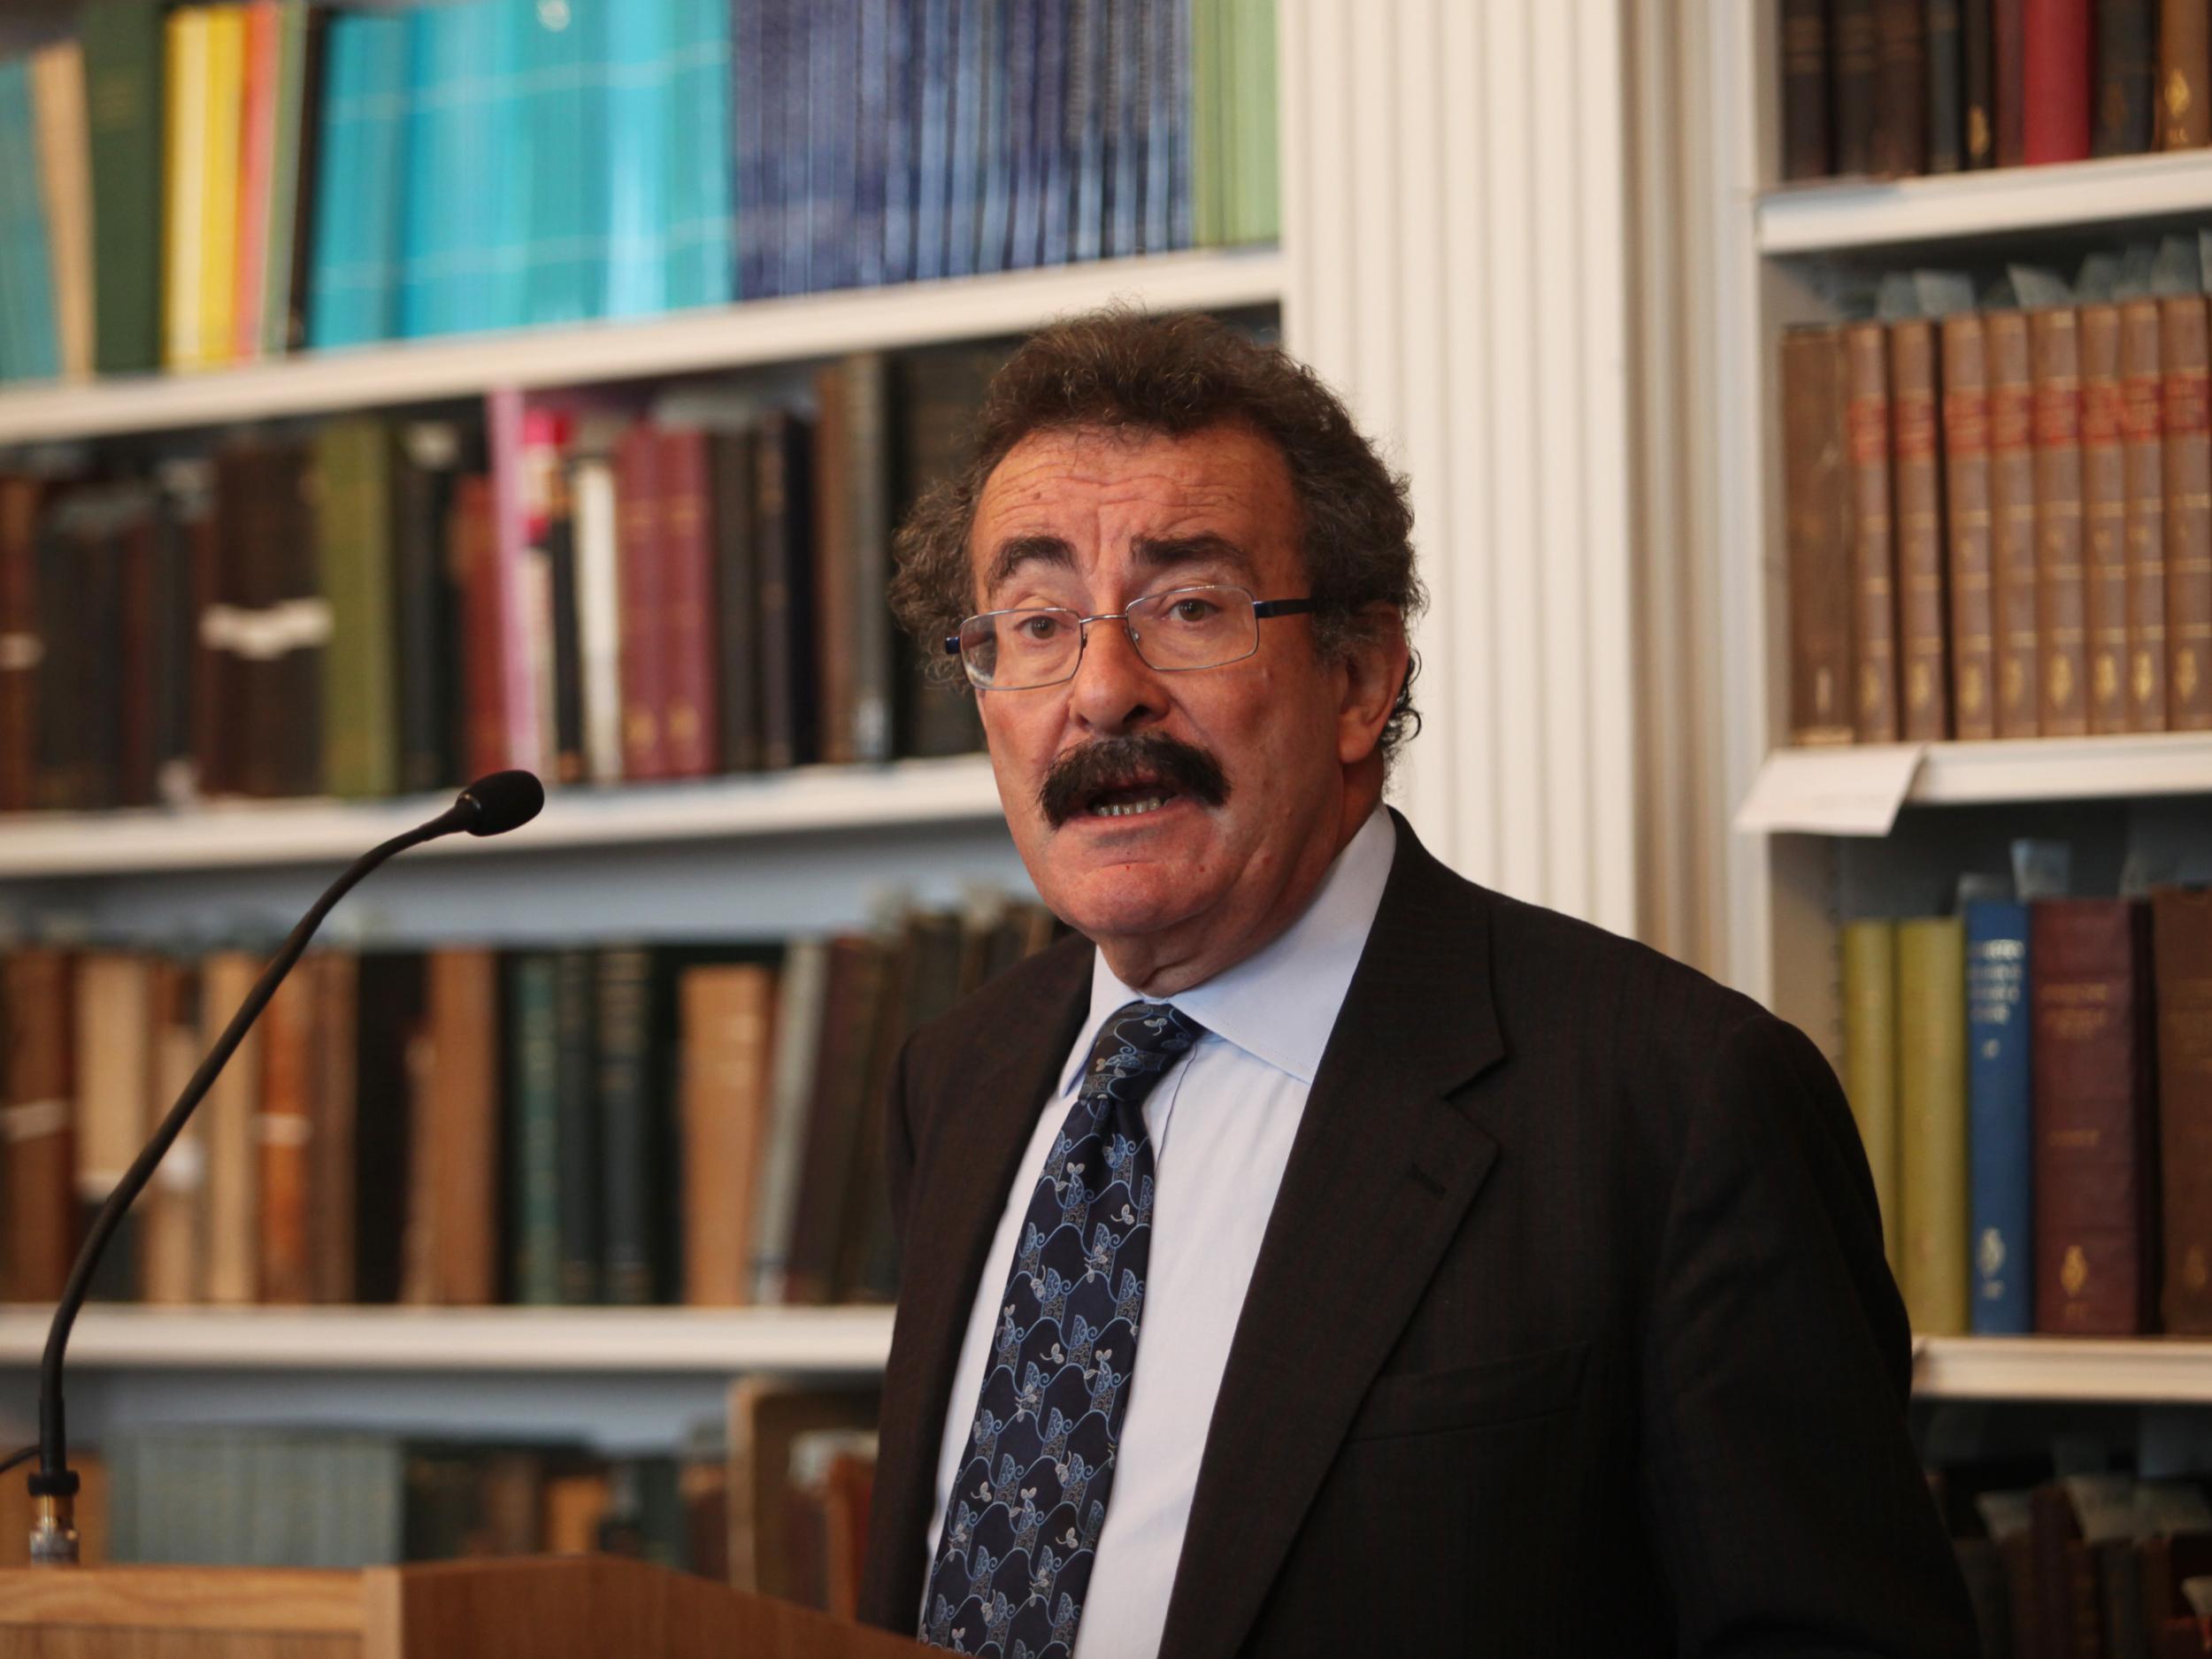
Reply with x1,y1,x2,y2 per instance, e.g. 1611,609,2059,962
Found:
1708,0,2212,1397
0,249,1286,444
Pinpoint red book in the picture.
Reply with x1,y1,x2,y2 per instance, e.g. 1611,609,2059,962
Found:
0,476,41,812
232,1,279,359
449,475,509,780
2022,0,2093,162
2031,898,2159,1335
486,388,544,778
615,422,669,782
657,426,719,778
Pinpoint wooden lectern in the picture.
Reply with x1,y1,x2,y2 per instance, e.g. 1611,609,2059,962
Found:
0,1555,926,1658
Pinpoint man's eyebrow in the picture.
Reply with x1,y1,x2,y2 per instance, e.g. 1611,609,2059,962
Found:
1130,532,1254,575
984,534,1077,591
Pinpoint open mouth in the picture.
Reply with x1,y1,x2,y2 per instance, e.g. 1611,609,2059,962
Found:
1083,779,1181,819
1039,733,1230,828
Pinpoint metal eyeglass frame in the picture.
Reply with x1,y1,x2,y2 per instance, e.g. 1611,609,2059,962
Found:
942,584,1322,689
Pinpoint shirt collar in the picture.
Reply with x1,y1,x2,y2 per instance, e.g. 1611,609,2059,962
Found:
1057,806,1399,1096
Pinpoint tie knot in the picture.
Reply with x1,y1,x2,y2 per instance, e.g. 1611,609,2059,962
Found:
1080,1000,1205,1101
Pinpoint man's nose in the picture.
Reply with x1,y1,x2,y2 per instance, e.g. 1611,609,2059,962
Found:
1067,615,1168,733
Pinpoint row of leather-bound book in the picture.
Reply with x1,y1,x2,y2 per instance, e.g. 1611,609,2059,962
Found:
0,341,1031,816
1782,235,2212,750
1777,0,2212,182
0,896,1059,1312
0,1378,882,1622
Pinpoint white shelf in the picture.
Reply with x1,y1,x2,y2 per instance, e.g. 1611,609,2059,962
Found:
0,1305,895,1374
1757,150,2212,256
0,250,1284,444
0,754,1005,878
1914,1337,2212,1404
1735,733,2212,836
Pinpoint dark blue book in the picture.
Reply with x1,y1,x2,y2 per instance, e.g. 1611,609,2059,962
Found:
804,3,856,291
1166,0,1192,248
945,0,986,277
1966,897,2034,1335
1104,0,1140,257
853,0,893,287
772,0,810,297
880,0,918,283
1004,0,1042,268
1036,0,1071,265
732,0,774,297
1141,0,1171,252
913,0,954,280
1069,0,1106,261
976,0,1014,273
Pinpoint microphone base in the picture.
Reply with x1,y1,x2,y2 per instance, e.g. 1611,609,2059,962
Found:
27,1491,77,1565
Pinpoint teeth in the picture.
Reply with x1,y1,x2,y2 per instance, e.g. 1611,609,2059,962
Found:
1091,796,1170,818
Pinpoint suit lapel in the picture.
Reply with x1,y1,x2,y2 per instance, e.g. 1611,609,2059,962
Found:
1156,818,1508,1659
864,935,1093,1631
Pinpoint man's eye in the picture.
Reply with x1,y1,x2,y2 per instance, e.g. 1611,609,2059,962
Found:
1170,598,1217,623
1017,614,1063,641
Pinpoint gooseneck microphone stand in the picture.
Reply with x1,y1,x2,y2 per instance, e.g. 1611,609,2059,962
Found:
4,771,545,1564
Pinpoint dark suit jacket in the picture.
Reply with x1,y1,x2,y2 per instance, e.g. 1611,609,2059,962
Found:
860,813,1978,1657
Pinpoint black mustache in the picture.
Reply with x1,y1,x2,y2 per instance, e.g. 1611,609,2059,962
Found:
1039,733,1231,827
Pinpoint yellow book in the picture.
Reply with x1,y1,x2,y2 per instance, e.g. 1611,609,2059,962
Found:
196,4,246,368
1898,916,1970,1337
28,42,94,380
161,8,207,368
1841,919,1901,1274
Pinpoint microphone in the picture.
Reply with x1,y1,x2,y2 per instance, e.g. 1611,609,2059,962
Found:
9,771,543,1564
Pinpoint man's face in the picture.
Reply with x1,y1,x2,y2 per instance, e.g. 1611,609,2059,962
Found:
966,423,1366,986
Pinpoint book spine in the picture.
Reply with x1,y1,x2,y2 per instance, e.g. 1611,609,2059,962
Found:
1993,0,2027,165
280,7,326,353
657,426,720,778
257,0,303,357
1989,310,2042,735
197,5,246,366
233,2,277,360
845,353,895,764
1966,900,2033,1334
2080,303,2132,733
1843,920,1901,1274
554,948,599,1304
668,0,734,310
812,366,857,766
2,949,78,1304
711,430,762,773
391,421,458,794
2155,887,2212,1333
1833,0,1879,173
2094,0,2156,155
308,948,357,1304
31,42,96,380
1941,315,1998,738
2022,0,2093,162
255,962,315,1305
681,964,776,1307
510,953,563,1307
486,387,545,774
2161,0,2212,149
1962,0,1996,165
161,10,206,368
1780,0,1831,179
1781,373,1849,736
1898,916,1969,1336
449,473,507,779
603,0,671,320
571,455,624,787
2032,306,2090,736
315,419,399,799
140,959,204,1303
0,479,39,811
1844,321,1901,741
1892,319,1951,739
81,0,165,373
732,0,772,298
615,421,670,781
2120,297,2170,732
1926,0,1964,173
201,950,263,1305
2165,292,2212,728
426,949,501,1307
1871,0,1927,175
757,411,816,770
546,465,584,786
2032,898,2158,1336
596,947,658,1307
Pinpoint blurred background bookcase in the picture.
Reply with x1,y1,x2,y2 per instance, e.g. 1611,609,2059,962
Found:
1708,1,2212,1409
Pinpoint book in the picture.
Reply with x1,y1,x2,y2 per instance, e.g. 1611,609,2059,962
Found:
571,452,623,787
756,409,819,770
1926,0,1964,173
553,948,599,1305
30,42,96,380
1893,318,1951,739
0,476,42,810
710,429,763,774
752,937,829,1304
1963,0,1996,165
509,951,563,1307
1785,326,1857,744
597,945,664,1307
392,420,463,795
73,952,151,1303
726,1379,879,1600
196,4,248,368
80,0,165,374
138,956,204,1303
233,1,278,359
351,951,426,1305
680,963,778,1307
2096,0,2157,155
308,948,358,1305
1845,322,1901,741
2081,302,2133,733
256,956,318,1305
2154,887,2212,1334
1871,0,1927,177
1898,916,1969,1336
407,948,503,1307
2161,0,2212,150
2122,296,2170,732
615,421,670,781
1990,309,2042,736
315,418,400,799
657,426,720,778
1843,919,1903,1276
2022,0,2093,162
1941,314,1998,738
1965,899,2033,1335
2031,305,2090,736
200,949,265,1306
2165,289,2212,728
1780,0,1831,180
1993,0,2028,165
2032,898,2158,1336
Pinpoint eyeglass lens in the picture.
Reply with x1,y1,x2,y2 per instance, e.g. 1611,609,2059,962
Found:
958,586,1262,688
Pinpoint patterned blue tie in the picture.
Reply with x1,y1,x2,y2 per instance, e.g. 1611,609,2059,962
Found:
921,1000,1204,1658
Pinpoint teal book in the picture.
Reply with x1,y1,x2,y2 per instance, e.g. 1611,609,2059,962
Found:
664,0,733,311
508,952,563,1307
441,0,508,337
603,0,671,319
308,12,411,349
480,0,533,332
397,3,460,339
0,60,59,381
522,0,607,326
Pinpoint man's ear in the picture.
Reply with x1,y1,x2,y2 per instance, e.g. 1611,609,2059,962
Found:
1335,605,1410,766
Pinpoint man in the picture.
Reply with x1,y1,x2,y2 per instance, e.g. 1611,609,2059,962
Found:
860,310,1977,1657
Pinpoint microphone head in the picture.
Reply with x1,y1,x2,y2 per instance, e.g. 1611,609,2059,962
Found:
455,771,545,837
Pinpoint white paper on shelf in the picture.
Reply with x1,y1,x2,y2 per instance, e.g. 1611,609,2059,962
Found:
1732,743,1925,837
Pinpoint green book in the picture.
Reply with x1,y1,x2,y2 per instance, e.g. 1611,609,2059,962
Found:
79,0,165,373
1841,918,1901,1274
509,953,563,1307
1234,0,1279,244
1898,916,1970,1336
1191,0,1221,246
314,418,398,799
258,1,310,357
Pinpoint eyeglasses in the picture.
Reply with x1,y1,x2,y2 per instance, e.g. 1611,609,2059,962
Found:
944,584,1320,690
